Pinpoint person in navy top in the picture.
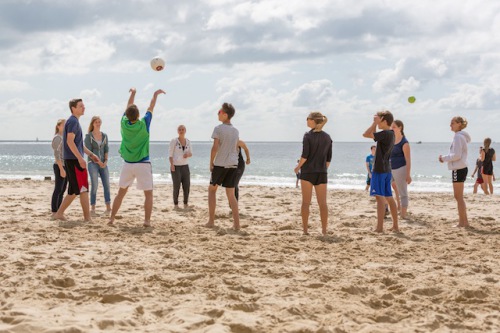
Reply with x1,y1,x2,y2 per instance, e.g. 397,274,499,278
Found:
390,120,412,219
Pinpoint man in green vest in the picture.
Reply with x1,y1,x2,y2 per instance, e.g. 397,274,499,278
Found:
109,88,165,227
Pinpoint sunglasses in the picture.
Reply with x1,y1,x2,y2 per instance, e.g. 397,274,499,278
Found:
218,109,225,115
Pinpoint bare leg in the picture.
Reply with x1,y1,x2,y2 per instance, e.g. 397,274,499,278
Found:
314,183,328,235
109,187,128,225
391,181,401,213
453,182,468,227
473,183,478,194
482,174,491,194
480,182,488,194
144,190,153,226
80,192,91,222
226,187,240,230
386,196,399,231
54,194,76,221
206,184,218,227
375,196,386,232
300,180,313,235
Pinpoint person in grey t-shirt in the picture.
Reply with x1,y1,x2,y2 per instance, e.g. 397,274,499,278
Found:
205,103,240,230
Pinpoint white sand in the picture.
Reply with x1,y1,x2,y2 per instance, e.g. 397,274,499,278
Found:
0,179,499,332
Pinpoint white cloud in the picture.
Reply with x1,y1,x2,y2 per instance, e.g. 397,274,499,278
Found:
0,80,30,92
0,0,499,142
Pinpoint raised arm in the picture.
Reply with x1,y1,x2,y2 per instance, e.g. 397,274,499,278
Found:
363,115,381,139
148,89,166,113
127,88,136,109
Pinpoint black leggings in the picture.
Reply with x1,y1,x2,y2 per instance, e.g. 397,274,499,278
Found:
171,165,190,205
51,163,68,212
234,165,245,201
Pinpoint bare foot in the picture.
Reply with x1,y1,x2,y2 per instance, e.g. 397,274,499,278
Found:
52,214,67,221
143,221,151,227
204,222,215,228
389,227,400,232
108,218,115,226
374,228,383,233
303,231,309,235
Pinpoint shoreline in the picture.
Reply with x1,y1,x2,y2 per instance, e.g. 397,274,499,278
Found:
1,179,499,332
6,176,498,194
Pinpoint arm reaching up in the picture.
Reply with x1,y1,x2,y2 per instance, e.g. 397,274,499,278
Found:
148,89,166,113
127,88,136,109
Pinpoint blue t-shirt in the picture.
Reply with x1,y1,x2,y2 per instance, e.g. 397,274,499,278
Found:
390,137,409,170
63,115,84,160
366,154,374,174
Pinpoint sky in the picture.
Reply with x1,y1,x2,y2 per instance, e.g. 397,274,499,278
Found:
0,0,499,142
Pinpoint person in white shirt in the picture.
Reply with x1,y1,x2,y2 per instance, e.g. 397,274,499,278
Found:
168,125,193,209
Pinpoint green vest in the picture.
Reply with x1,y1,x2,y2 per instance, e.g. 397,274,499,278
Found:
119,116,150,162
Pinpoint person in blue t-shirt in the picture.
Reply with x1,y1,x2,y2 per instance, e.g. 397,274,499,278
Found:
53,98,100,222
365,145,375,191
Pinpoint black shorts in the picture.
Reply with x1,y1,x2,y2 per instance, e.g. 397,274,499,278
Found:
65,159,89,195
482,165,493,176
300,173,328,186
210,166,238,188
452,167,468,183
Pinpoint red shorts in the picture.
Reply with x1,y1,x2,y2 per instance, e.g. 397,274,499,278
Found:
64,159,89,195
475,178,484,184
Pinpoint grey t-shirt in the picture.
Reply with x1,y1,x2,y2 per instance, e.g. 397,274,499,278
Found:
211,123,239,167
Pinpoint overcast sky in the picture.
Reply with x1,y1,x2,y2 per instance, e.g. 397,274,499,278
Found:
1,0,499,142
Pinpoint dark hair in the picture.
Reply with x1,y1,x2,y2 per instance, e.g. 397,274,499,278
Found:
125,104,140,122
393,119,405,136
221,103,235,119
377,110,394,126
69,98,82,113
371,145,376,150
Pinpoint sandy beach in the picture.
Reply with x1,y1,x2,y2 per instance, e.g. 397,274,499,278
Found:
0,179,499,332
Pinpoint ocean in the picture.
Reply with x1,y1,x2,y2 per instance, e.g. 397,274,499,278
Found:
0,141,496,193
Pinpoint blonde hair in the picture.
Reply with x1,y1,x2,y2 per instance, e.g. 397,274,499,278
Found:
453,116,468,130
88,116,101,133
54,119,65,135
484,137,492,152
308,112,328,132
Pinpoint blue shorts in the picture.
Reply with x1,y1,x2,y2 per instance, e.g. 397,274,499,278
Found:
370,172,392,197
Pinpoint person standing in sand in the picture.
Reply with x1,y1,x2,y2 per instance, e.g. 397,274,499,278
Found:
362,110,399,233
234,140,251,202
84,116,111,216
390,120,412,219
471,147,487,194
206,103,240,230
294,112,332,236
365,145,375,191
108,88,165,227
51,119,68,216
439,116,471,228
168,125,193,209
480,137,496,195
53,99,101,222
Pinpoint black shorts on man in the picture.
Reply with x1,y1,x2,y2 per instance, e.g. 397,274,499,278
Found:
210,166,237,188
